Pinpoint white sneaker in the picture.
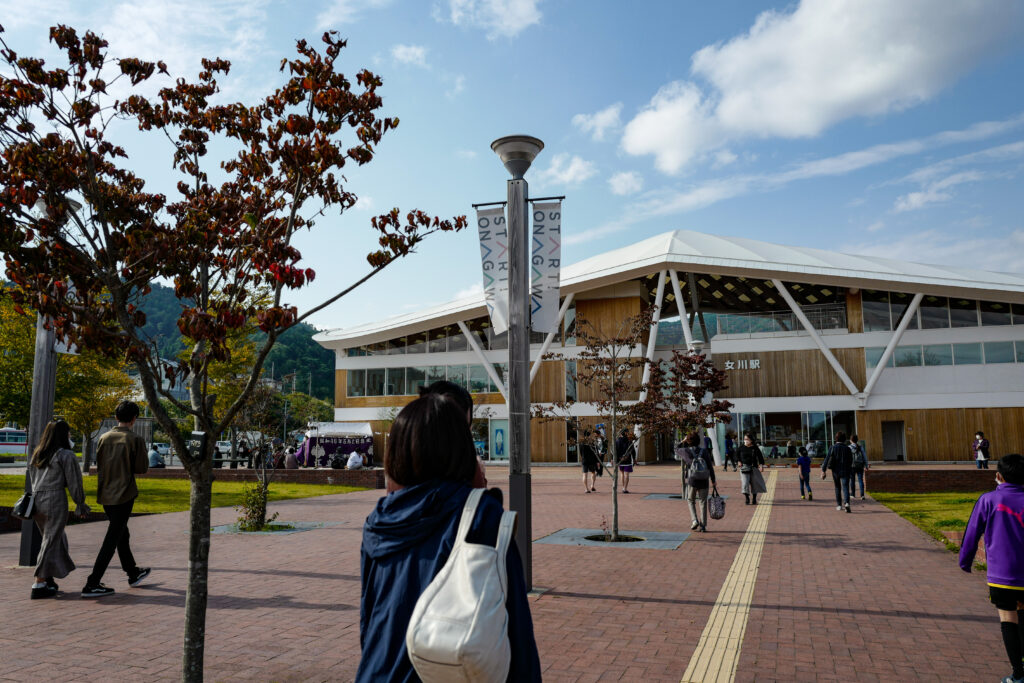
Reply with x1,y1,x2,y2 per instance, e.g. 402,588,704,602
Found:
690,520,700,530
836,506,842,511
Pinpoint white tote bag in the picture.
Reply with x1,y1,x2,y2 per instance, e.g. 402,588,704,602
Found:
406,488,516,682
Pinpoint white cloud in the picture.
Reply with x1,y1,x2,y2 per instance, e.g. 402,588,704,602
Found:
843,229,1024,273
454,282,484,299
712,150,738,169
622,0,1024,174
630,118,1024,220
608,171,643,196
446,74,466,98
865,220,885,233
894,171,985,212
443,0,543,39
391,44,428,67
563,221,631,247
456,148,477,159
572,103,622,142
353,195,375,211
535,153,597,187
317,0,393,29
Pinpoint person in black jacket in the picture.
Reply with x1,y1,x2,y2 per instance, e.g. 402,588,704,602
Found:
736,432,766,505
615,429,636,493
580,429,600,493
821,431,855,512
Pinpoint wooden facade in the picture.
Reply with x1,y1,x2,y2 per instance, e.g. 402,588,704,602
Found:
846,290,863,333
856,407,1024,462
713,348,867,398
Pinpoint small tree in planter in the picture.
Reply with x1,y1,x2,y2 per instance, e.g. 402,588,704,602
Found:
532,308,653,541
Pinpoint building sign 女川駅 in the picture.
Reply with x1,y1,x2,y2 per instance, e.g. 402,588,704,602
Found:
724,358,761,370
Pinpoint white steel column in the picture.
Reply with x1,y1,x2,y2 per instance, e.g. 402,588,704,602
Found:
669,270,695,349
771,279,860,396
862,292,924,400
529,292,575,383
638,271,668,407
705,425,723,466
457,320,508,401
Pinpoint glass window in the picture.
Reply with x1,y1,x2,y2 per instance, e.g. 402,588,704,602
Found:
949,299,979,328
831,411,857,442
952,343,982,365
488,328,508,350
494,363,508,393
406,332,428,354
1014,304,1024,326
923,344,953,366
468,364,492,394
740,414,763,443
385,337,407,355
426,365,446,384
427,329,447,354
803,412,827,446
445,327,467,352
865,347,894,369
530,330,548,345
984,341,1015,364
890,292,918,330
980,301,1013,326
563,303,576,346
862,290,891,332
565,360,577,401
894,346,922,367
366,368,387,396
367,341,387,356
1017,341,1024,363
407,366,428,392
346,369,366,397
447,364,468,389
919,296,949,329
346,346,368,357
386,367,407,395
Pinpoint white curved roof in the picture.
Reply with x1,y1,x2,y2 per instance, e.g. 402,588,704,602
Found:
314,229,1024,348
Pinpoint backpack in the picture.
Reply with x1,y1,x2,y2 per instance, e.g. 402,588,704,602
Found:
687,452,710,485
406,488,516,682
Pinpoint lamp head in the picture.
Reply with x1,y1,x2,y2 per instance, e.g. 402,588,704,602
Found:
490,135,544,179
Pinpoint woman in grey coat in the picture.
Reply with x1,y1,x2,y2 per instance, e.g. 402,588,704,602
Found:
27,419,89,599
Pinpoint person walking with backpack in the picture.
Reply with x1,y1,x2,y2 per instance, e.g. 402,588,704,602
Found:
821,431,854,513
850,434,868,499
81,400,150,598
25,419,90,599
679,432,716,532
357,393,541,682
796,446,813,500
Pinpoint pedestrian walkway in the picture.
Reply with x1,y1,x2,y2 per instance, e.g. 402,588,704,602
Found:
0,466,1006,681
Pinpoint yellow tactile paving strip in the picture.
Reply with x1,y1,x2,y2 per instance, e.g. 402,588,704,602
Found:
681,470,777,683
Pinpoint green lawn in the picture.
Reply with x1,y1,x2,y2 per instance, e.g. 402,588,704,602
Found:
872,491,982,552
0,474,365,514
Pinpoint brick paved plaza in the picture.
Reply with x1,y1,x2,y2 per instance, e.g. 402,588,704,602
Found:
0,465,1005,682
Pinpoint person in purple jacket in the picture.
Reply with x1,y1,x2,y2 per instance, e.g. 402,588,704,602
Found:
960,453,1024,683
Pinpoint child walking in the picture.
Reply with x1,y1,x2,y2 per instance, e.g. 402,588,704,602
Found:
960,453,1024,683
796,446,812,500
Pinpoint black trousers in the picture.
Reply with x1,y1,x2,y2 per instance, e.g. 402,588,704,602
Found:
87,499,138,586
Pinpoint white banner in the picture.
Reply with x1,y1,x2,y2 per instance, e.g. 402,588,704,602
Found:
475,206,509,334
530,201,562,333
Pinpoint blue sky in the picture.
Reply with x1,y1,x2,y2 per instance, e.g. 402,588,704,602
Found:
3,0,1024,330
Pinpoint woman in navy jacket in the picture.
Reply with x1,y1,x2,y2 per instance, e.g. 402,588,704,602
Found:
357,393,542,682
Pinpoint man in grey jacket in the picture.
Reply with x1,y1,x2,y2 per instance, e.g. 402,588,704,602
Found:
82,401,150,597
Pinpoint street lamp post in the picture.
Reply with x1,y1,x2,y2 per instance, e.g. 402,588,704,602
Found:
490,135,544,591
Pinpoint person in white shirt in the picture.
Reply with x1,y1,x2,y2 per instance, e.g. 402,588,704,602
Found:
347,451,366,470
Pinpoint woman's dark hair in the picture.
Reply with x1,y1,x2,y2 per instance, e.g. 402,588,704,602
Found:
419,380,473,421
32,419,71,469
385,393,477,487
685,432,700,447
798,446,808,456
834,431,847,443
998,454,1024,485
850,433,859,443
115,400,140,423
743,431,755,441
976,431,985,438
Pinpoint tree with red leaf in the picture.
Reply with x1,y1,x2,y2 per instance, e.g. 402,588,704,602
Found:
0,25,465,681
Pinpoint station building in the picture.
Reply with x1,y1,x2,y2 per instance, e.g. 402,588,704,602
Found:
313,230,1024,464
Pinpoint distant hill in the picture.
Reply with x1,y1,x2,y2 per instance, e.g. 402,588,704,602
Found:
137,283,335,400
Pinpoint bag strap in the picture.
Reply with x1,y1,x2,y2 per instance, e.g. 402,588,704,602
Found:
455,488,485,549
495,510,517,593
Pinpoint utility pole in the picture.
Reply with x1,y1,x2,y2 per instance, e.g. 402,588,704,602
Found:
20,315,58,566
